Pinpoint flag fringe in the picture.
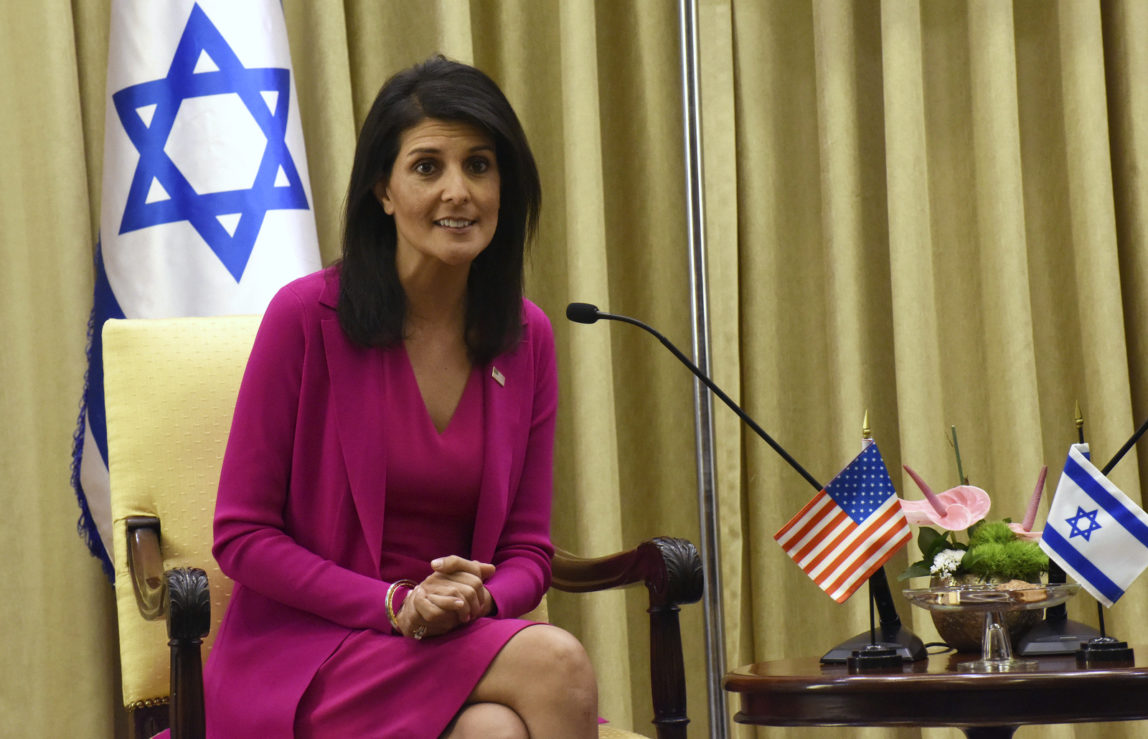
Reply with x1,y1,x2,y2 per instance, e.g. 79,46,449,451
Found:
70,250,115,582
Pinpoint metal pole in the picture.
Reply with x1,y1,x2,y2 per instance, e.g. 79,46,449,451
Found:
677,1,728,736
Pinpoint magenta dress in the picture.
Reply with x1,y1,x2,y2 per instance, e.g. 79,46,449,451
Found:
202,271,557,738
293,348,539,737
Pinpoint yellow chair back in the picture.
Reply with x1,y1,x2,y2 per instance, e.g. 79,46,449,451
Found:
105,315,257,708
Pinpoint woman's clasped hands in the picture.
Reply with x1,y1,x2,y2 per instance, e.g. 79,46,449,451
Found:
396,556,496,639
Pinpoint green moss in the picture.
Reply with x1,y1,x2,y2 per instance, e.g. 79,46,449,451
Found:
900,521,1052,582
967,521,1018,547
962,538,1048,582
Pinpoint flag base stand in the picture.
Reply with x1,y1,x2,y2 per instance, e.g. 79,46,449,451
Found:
1016,562,1100,656
1015,615,1100,656
821,625,927,664
821,568,928,664
846,644,904,673
1076,636,1134,667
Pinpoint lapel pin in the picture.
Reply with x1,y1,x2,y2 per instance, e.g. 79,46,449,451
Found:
491,366,506,387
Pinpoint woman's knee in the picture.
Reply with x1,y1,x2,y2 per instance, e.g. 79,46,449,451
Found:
472,625,598,717
514,625,597,694
469,626,599,734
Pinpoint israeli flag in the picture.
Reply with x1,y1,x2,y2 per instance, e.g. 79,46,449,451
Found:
72,0,321,577
1039,443,1148,607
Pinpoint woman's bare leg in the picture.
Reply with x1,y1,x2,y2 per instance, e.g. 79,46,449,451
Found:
463,624,597,738
443,702,529,738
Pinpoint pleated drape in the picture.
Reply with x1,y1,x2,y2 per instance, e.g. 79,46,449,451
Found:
705,1,1148,737
7,1,1148,737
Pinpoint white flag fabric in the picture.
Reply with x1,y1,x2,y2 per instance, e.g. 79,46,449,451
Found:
1039,443,1148,607
72,0,322,577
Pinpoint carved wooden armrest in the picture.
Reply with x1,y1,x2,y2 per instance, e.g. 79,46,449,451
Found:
126,516,211,634
551,537,703,606
552,537,703,739
125,516,209,739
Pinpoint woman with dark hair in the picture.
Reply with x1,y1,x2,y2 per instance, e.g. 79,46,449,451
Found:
203,56,598,737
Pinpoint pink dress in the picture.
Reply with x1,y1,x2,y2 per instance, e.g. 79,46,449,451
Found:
293,348,538,737
202,271,557,738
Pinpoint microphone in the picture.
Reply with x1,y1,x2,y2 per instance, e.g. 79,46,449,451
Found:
565,302,601,325
566,302,821,490
567,301,925,663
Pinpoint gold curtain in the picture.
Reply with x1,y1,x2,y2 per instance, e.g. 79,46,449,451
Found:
704,1,1148,737
6,1,1148,737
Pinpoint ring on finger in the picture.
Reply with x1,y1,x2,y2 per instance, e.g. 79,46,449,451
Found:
412,624,427,641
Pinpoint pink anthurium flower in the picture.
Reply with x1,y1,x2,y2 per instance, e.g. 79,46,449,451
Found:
1008,465,1047,541
900,464,991,531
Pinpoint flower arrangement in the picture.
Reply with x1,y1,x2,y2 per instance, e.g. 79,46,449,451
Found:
900,520,1049,583
897,464,1050,584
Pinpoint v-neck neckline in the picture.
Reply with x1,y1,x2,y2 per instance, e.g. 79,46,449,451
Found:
399,344,479,435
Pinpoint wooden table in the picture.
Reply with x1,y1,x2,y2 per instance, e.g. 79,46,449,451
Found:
724,649,1148,737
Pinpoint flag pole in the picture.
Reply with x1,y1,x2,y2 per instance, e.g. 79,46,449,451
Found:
1080,415,1148,652
828,413,925,666
862,417,878,654
950,425,968,484
1017,403,1102,656
1091,410,1148,641
1100,415,1148,475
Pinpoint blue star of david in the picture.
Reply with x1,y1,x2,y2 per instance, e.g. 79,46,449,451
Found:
112,3,308,281
1066,506,1103,541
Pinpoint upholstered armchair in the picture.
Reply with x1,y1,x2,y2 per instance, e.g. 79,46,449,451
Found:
104,315,703,739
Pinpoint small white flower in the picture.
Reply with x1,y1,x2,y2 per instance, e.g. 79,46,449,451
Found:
930,549,965,577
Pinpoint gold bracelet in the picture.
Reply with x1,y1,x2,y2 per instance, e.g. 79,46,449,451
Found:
385,579,416,634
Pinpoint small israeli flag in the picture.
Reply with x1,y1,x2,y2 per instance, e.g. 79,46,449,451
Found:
72,0,321,577
1039,443,1148,607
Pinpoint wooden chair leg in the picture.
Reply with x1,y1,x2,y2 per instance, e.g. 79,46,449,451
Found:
643,538,701,739
649,600,689,739
128,703,169,739
166,568,209,739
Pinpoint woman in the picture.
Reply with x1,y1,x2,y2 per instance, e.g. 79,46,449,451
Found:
204,56,598,737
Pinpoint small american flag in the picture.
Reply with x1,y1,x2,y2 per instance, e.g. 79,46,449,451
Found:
774,443,911,603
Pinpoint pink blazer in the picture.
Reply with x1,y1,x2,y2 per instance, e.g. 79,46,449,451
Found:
204,268,556,736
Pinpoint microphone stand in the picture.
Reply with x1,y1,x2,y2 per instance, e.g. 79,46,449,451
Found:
567,303,926,663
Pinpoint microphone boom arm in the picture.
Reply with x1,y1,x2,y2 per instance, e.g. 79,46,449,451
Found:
570,302,924,661
598,310,824,491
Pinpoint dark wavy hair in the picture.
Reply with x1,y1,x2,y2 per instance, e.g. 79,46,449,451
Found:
336,56,541,364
